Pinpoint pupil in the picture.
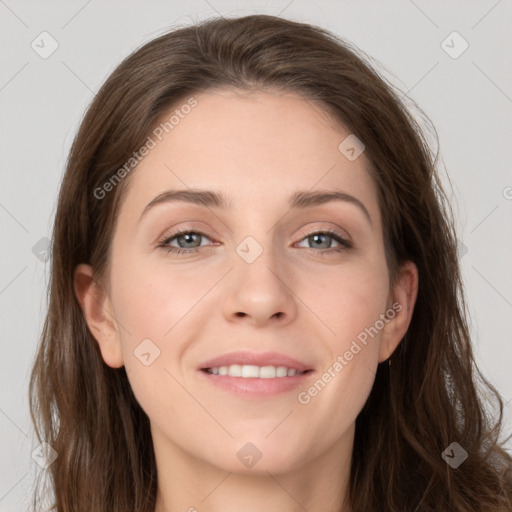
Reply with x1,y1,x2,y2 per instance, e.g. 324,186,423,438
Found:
182,233,198,247
312,234,328,248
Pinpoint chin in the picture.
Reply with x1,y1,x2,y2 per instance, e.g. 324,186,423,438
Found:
204,436,314,475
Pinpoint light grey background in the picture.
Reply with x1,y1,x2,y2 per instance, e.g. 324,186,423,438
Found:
1,0,511,510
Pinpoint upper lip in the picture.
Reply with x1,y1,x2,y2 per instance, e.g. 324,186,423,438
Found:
198,351,313,372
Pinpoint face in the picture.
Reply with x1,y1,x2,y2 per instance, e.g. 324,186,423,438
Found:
76,88,417,476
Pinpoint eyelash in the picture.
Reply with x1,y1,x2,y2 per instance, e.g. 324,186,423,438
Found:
157,227,352,256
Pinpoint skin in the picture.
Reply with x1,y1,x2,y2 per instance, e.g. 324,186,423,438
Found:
74,88,418,512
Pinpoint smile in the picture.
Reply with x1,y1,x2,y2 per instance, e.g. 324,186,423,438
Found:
203,364,310,378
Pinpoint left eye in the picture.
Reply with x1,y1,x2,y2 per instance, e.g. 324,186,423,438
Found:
158,229,351,255
296,231,351,252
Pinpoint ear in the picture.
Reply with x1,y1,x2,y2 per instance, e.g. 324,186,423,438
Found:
378,260,418,363
73,263,124,368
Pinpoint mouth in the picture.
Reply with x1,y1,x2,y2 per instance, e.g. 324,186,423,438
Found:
201,365,312,378
197,351,315,398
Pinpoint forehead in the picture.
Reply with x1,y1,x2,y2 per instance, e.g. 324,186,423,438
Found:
119,88,380,221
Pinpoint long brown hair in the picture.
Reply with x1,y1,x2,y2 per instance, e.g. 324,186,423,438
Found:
29,14,512,511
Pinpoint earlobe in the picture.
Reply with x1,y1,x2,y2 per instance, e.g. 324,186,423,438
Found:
379,261,419,363
73,263,124,368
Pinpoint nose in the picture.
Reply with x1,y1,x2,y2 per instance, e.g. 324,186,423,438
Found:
221,239,298,328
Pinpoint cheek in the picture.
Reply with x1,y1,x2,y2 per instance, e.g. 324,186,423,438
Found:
108,256,202,427
306,257,389,399
109,252,210,340
315,258,390,344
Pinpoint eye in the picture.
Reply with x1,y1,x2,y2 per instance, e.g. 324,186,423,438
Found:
157,228,352,256
157,228,215,255
295,229,352,255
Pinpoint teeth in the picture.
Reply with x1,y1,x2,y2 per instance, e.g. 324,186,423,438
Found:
206,364,306,378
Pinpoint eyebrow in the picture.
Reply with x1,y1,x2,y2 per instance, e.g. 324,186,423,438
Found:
139,188,372,226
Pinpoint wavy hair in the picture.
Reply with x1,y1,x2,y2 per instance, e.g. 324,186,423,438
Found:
29,14,512,511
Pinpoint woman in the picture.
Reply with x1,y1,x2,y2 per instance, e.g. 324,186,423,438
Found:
29,14,512,512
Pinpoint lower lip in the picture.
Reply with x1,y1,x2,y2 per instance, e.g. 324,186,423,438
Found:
198,370,315,398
